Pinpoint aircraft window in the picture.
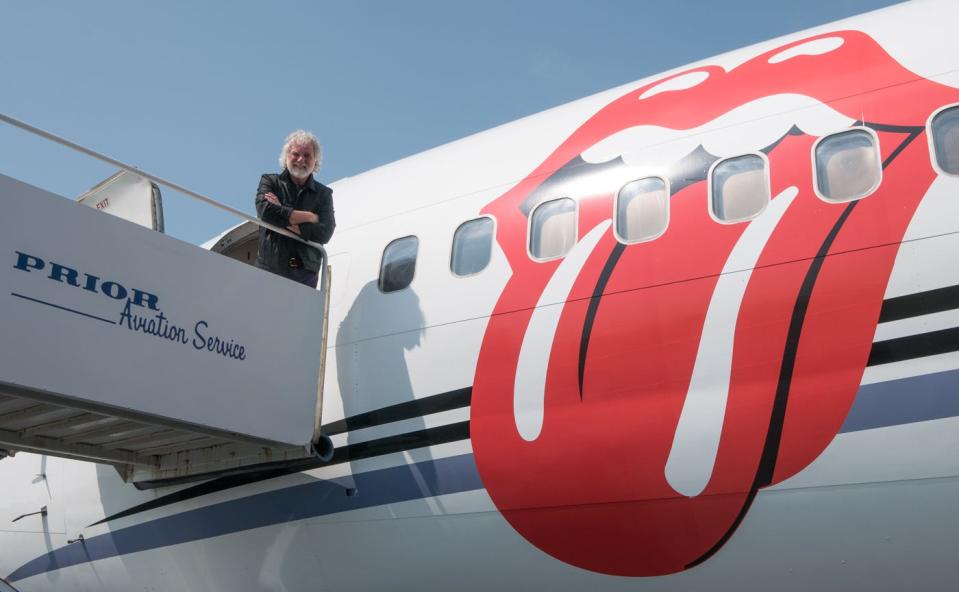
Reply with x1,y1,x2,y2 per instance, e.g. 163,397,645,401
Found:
709,154,769,223
451,217,494,276
814,128,882,202
379,236,418,293
930,105,959,175
529,198,577,260
615,177,669,243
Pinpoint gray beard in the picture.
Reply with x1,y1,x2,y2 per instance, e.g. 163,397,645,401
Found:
289,165,311,180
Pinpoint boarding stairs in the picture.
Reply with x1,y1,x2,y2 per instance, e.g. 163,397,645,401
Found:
0,115,333,486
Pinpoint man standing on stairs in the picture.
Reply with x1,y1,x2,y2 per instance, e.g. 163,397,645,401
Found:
254,129,335,288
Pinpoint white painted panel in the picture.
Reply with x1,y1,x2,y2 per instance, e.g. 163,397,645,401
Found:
0,174,323,445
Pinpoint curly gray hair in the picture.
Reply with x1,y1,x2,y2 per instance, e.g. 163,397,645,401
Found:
278,129,322,173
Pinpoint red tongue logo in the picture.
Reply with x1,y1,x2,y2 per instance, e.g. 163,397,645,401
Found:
470,31,959,576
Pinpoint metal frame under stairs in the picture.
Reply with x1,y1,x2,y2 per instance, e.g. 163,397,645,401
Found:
0,387,329,485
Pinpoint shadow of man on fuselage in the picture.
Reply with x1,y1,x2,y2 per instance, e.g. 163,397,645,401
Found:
334,281,438,515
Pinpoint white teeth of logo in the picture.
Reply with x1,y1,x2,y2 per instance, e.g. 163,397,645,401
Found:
665,186,798,498
580,94,854,173
514,220,611,441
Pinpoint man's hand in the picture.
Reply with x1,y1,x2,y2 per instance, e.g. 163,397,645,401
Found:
289,210,320,225
264,192,317,225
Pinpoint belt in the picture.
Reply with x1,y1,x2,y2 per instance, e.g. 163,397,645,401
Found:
288,257,303,269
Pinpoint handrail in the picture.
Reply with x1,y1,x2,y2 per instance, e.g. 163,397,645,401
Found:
0,112,326,256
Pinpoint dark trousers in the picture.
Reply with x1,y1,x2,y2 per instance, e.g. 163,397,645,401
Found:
287,266,319,288
256,261,319,288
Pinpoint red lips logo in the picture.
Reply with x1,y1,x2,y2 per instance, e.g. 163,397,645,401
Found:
470,31,959,576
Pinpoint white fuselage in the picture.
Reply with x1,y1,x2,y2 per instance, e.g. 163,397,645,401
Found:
4,1,959,590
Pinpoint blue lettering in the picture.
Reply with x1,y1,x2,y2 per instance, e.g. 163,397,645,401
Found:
119,299,133,326
13,250,160,311
132,289,160,311
193,320,208,350
13,251,44,272
82,273,100,293
193,320,246,360
101,281,127,300
118,300,188,344
49,262,80,287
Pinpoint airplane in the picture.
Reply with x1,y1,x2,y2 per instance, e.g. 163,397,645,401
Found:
3,0,959,589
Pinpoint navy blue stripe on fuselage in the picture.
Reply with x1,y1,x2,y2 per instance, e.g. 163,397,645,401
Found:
7,454,483,583
840,368,959,433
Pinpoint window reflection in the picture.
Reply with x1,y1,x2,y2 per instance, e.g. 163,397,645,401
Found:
931,106,959,175
615,177,669,243
711,154,769,222
814,128,882,202
530,198,577,260
379,236,418,293
451,217,494,276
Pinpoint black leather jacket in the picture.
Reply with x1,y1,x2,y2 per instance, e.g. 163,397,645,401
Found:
254,170,335,272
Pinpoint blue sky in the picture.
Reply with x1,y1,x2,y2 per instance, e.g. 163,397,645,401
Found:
1,0,900,244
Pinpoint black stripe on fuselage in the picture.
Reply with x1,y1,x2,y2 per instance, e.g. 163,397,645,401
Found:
91,389,472,526
869,327,959,366
323,387,471,435
878,284,959,323
868,284,959,365
578,243,625,398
